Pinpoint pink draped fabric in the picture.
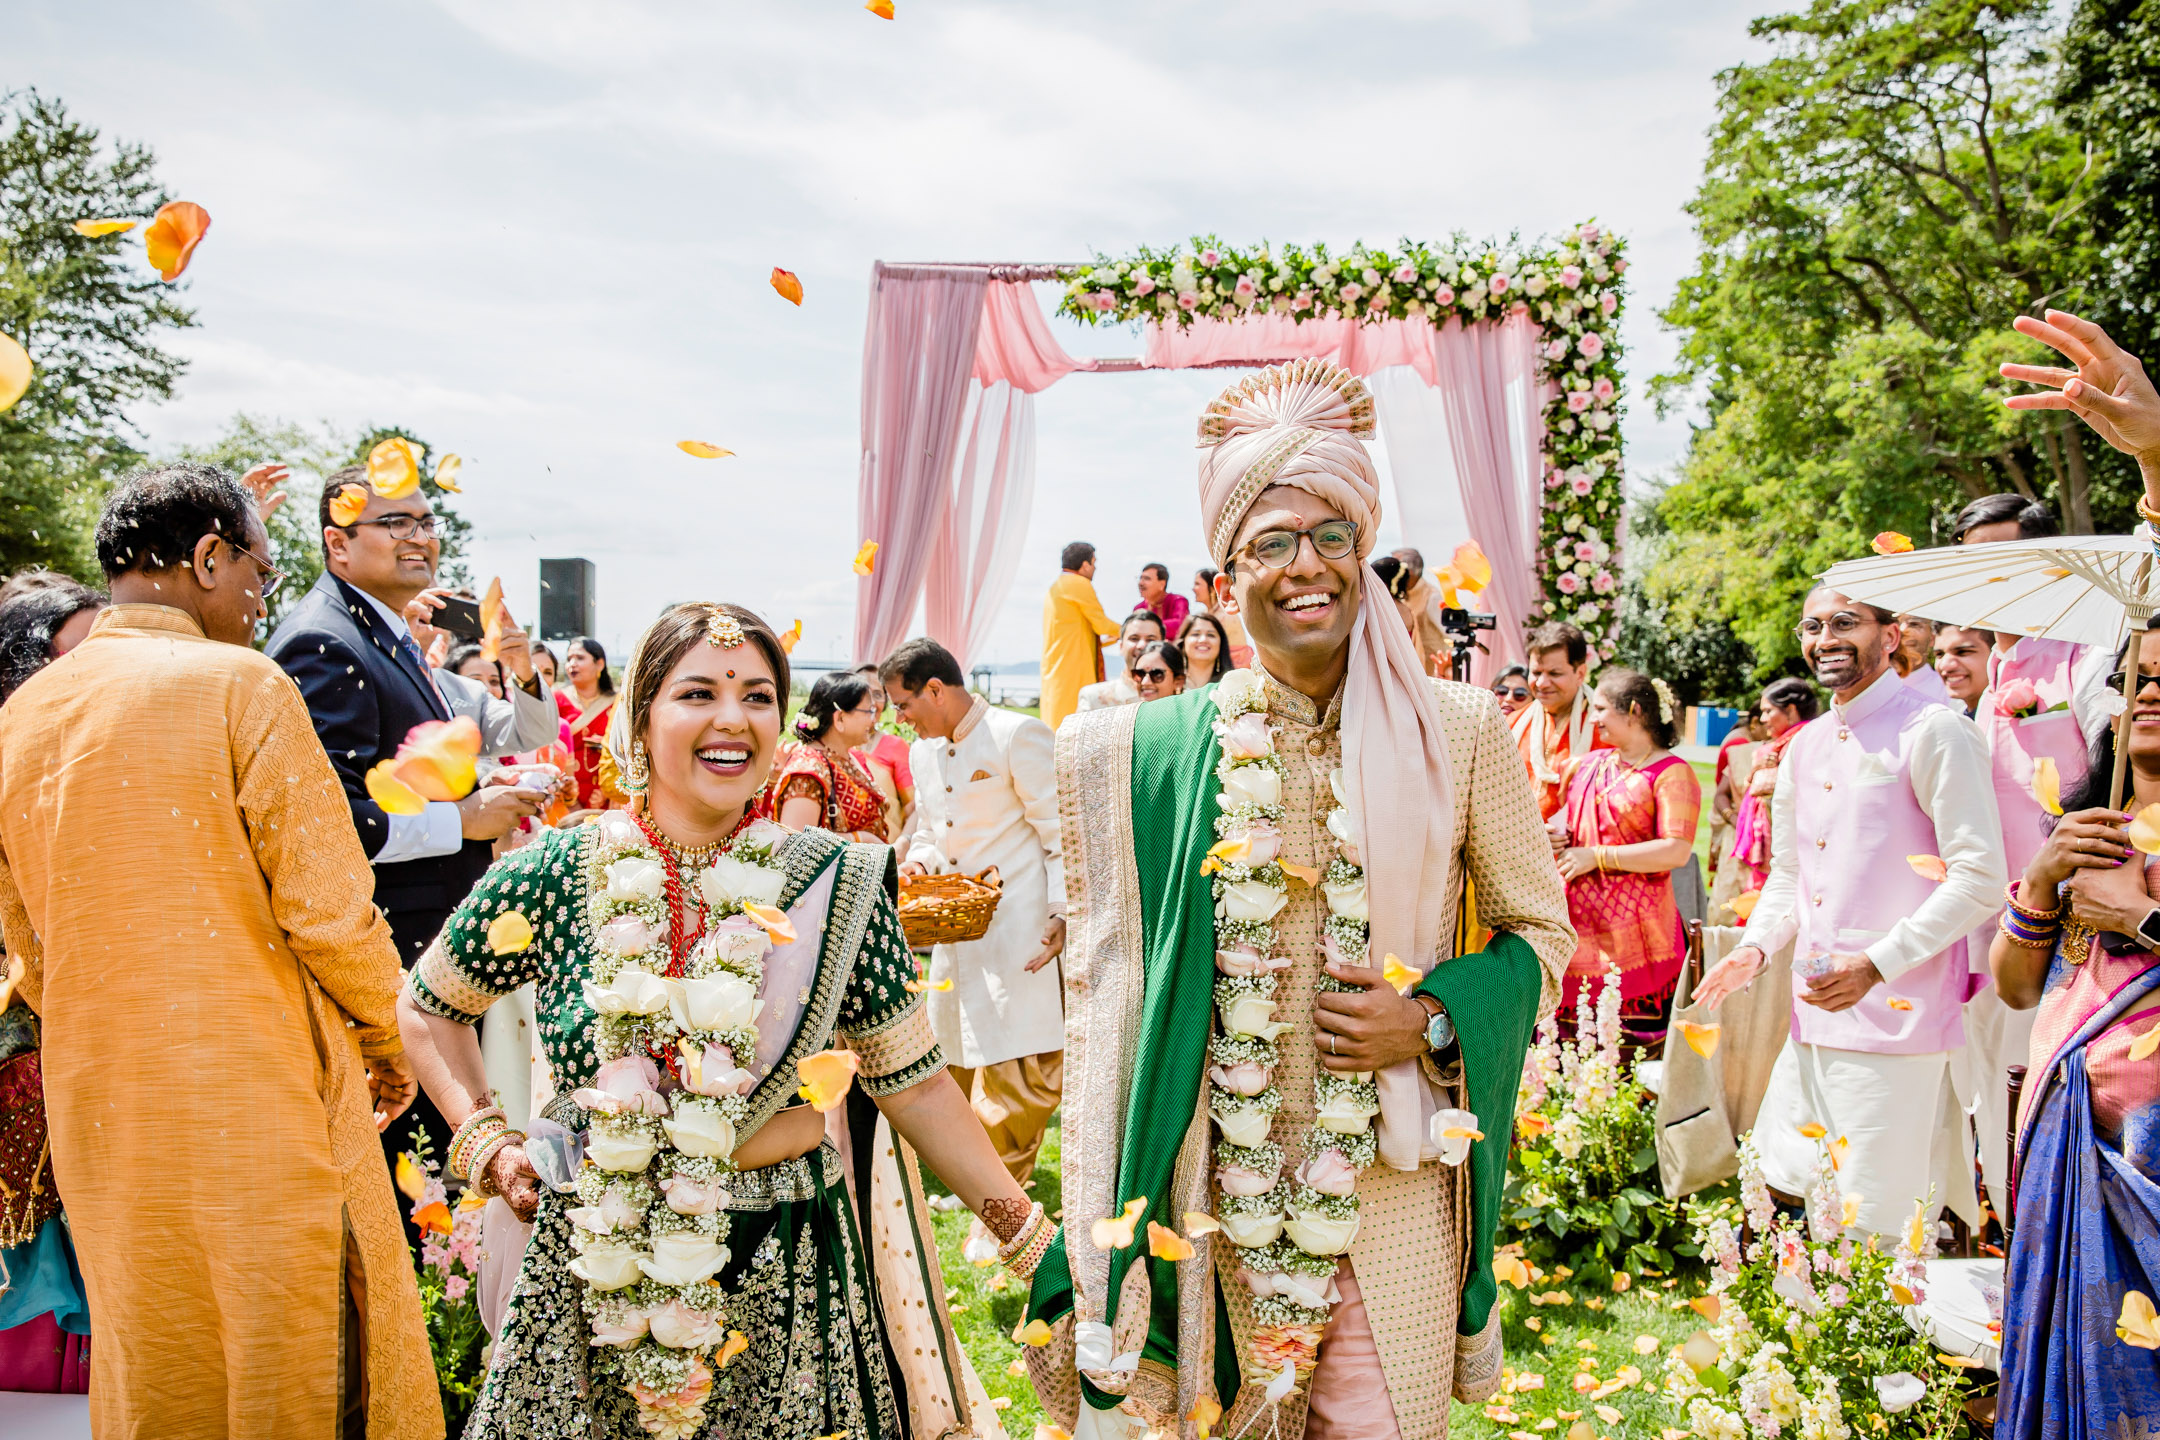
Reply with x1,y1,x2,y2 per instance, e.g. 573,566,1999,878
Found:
923,380,1037,668
854,264,990,665
975,279,1093,393
1141,312,1441,384
1428,315,1545,677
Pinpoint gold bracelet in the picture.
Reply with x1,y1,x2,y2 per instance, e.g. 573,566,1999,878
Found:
2138,494,2160,528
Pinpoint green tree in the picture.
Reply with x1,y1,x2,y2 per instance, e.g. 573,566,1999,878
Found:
2059,0,2160,377
172,414,346,627
0,89,192,578
1651,0,2106,672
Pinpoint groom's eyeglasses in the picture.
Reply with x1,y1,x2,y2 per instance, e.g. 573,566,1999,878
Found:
1241,520,1359,570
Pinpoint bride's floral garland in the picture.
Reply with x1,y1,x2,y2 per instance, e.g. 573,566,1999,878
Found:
1202,669,1380,1387
568,809,793,1440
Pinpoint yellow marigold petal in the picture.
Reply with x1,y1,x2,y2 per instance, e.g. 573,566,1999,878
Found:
795,1049,861,1112
853,540,879,576
367,436,420,499
487,910,534,955
678,440,734,459
771,267,805,305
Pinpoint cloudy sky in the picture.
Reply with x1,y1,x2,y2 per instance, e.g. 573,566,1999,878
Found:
14,0,1769,670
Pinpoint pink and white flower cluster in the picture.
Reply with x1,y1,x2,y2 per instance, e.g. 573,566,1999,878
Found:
1059,225,1630,653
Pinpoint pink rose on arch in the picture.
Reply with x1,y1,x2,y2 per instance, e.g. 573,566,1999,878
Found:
1581,225,1602,244
1293,288,1315,311
1209,1061,1272,1096
1600,291,1619,316
1578,331,1606,361
1296,1148,1359,1196
1593,571,1617,595
1571,474,1595,496
1234,275,1258,299
1511,299,1531,316
1393,265,1417,284
1178,291,1200,311
1592,377,1616,403
1093,291,1118,312
1559,264,1584,289
1199,248,1222,268
1613,258,1629,274
1220,711,1273,759
1488,273,1511,295
1566,390,1593,414
1132,274,1156,297
1545,339,1569,362
1557,572,1582,595
1338,282,1363,304
1574,542,1598,563
1368,294,1391,313
1433,285,1455,307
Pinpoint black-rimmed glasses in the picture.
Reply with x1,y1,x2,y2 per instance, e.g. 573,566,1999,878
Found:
1239,520,1360,570
351,513,442,541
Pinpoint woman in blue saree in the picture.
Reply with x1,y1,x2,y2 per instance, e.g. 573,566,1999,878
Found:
1990,620,2160,1435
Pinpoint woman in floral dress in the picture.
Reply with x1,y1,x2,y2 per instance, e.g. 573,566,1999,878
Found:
397,603,1046,1440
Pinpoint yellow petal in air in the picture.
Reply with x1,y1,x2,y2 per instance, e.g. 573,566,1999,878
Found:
142,200,211,281
487,909,534,955
1871,531,1914,555
719,1330,751,1368
395,1151,426,1201
1798,1121,1827,1139
479,576,505,663
433,453,463,493
1688,1295,1722,1322
1842,1192,1864,1227
1730,889,1760,921
1191,1396,1223,1440
1887,997,1914,1011
1906,854,1947,882
1090,1197,1148,1251
328,482,369,528
2128,1021,2160,1062
866,0,896,16
367,436,420,499
1012,1318,1055,1347
779,619,803,654
73,218,137,236
1381,953,1425,993
412,1199,453,1235
2035,756,2063,816
2118,1290,2160,1349
1147,1221,1194,1262
2130,803,2160,855
1905,1199,1930,1255
1678,1020,1720,1058
678,440,734,459
366,760,428,815
796,1049,861,1112
1451,539,1493,590
0,333,30,414
853,540,879,576
1828,1134,1851,1171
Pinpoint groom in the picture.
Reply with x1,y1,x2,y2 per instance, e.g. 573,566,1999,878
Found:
1025,361,1572,1440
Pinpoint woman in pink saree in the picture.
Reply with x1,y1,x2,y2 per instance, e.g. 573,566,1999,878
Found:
1729,676,1821,892
1552,669,1702,1045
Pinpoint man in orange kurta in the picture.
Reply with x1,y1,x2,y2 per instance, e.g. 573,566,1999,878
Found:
1040,540,1120,731
0,465,439,1439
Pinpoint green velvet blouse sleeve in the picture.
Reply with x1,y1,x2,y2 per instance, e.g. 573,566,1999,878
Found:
836,890,944,1096
405,829,579,1025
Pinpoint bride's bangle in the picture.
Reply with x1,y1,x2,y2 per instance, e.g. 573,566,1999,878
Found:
998,1202,1053,1281
469,1130,526,1197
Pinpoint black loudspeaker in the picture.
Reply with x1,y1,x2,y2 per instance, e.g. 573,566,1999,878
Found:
539,558,596,640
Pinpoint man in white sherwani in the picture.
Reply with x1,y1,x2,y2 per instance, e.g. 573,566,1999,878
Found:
881,637,1068,1185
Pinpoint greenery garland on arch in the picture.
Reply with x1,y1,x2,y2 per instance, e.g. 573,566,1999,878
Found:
1054,225,1629,654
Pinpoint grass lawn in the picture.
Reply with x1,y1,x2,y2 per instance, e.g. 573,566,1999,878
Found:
925,1120,1714,1440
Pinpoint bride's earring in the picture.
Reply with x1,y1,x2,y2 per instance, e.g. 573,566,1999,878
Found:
623,741,650,796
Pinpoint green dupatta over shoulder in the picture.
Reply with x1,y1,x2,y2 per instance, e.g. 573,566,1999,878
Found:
1027,689,1545,1429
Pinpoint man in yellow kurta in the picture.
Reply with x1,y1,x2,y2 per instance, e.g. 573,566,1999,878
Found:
1042,540,1121,731
0,464,440,1439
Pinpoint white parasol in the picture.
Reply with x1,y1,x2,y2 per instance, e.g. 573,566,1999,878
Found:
1818,534,2159,805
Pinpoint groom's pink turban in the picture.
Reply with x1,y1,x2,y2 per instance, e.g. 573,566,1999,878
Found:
1196,359,1460,1173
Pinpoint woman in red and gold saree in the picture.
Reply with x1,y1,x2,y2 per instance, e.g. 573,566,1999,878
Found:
767,671,889,842
1554,670,1702,1046
556,636,620,812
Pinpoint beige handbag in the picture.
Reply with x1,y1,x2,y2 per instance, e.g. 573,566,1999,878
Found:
1655,924,1793,1199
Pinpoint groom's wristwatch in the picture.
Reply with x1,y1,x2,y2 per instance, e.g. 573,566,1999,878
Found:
2135,905,2160,953
1413,993,1457,1055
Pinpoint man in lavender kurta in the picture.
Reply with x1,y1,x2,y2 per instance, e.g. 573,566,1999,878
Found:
1696,588,2004,1239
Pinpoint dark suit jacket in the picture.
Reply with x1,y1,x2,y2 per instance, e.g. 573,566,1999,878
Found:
265,572,491,920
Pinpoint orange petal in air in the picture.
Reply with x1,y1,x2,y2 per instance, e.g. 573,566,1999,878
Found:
853,540,879,576
865,0,895,16
328,482,369,528
778,619,803,654
744,902,798,945
395,1151,426,1201
678,440,734,459
1730,889,1760,921
412,1199,453,1235
1798,1121,1828,1139
367,437,421,499
771,267,805,305
796,1049,861,1112
1688,1294,1722,1322
718,1330,750,1368
1678,1020,1720,1058
391,717,483,802
0,333,30,414
1871,531,1914,556
1886,997,1914,1011
1906,854,1947,882
143,201,211,281
1278,860,1321,887
1147,1221,1194,1262
1451,539,1493,590
72,218,137,237
1518,1113,1551,1138
433,453,463,493
479,577,506,663
366,760,428,815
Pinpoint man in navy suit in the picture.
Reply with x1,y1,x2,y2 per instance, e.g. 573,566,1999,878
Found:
267,469,559,1186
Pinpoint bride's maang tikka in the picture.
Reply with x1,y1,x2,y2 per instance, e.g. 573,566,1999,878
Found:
703,606,746,650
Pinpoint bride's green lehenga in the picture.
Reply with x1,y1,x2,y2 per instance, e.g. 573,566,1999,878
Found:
407,822,982,1440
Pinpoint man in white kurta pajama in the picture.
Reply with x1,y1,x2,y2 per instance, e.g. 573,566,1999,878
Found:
883,637,1069,1185
1698,590,2004,1239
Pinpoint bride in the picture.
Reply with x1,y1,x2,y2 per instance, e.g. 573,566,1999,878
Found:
397,603,1050,1440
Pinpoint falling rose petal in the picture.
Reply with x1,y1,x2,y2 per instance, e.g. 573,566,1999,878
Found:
795,1049,860,1112
1828,1134,1851,1171
1730,889,1760,921
327,482,369,528
678,440,734,459
1451,538,1493,590
0,333,30,413
1278,860,1321,887
1906,854,1947,882
2128,1021,2160,1062
771,267,804,305
72,218,137,237
367,437,421,499
744,902,798,945
1886,997,1914,1011
853,539,879,576
1798,1121,1828,1139
391,716,483,801
778,619,803,654
143,200,211,281
1183,1210,1222,1238
1381,953,1425,993
412,1199,453,1235
2129,803,2160,855
479,577,506,663
1871,531,1914,555
1147,1221,1194,1262
395,1151,426,1201
1011,1318,1055,1347
2034,756,2063,816
1190,1396,1222,1440
718,1330,750,1368
1842,1191,1864,1227
865,0,896,16
1678,1020,1720,1058
1090,1197,1148,1251
2118,1290,2160,1348
487,909,534,955
433,453,463,493
366,760,428,815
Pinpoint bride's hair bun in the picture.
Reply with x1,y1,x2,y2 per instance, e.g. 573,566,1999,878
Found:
1197,358,1375,447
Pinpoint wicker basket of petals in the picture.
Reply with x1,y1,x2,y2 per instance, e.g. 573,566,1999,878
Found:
897,867,1002,948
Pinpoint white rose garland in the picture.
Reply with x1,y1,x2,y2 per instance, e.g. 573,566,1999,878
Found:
573,813,792,1438
1202,672,1379,1387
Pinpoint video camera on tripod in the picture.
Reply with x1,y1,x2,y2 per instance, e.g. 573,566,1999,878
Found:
1438,607,1497,682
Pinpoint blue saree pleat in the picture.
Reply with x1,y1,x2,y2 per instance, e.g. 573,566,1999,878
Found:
1997,964,2160,1440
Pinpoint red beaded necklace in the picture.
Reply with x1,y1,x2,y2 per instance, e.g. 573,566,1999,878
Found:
631,810,757,977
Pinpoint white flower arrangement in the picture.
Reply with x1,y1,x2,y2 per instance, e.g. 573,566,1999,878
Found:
1058,228,1630,655
573,818,791,1439
1195,671,1382,1391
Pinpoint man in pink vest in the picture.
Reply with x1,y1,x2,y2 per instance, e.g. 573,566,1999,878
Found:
1696,587,2003,1238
